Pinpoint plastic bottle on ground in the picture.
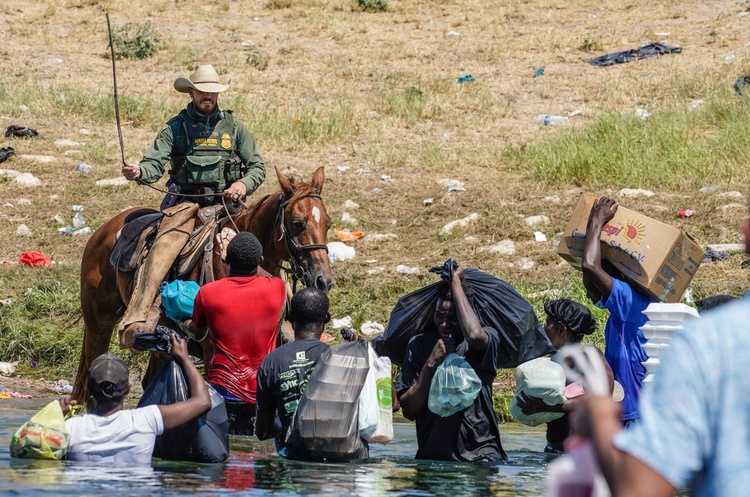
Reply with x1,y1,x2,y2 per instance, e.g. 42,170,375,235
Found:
535,114,569,126
73,213,86,228
76,162,93,174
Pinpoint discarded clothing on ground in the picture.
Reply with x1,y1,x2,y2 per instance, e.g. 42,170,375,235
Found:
372,259,555,368
585,43,682,67
5,125,38,138
734,76,750,96
702,249,728,263
0,147,14,163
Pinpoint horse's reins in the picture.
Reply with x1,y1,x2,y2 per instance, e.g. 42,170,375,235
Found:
269,192,329,292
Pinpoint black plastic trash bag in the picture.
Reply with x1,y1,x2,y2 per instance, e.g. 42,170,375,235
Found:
372,260,555,368
285,340,370,462
137,358,229,463
585,42,681,67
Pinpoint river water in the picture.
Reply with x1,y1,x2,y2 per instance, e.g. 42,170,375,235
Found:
1,407,552,496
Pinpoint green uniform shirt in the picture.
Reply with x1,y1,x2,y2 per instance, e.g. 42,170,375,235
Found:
138,104,265,195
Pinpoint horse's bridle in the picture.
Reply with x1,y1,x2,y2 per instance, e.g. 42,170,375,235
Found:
272,192,329,291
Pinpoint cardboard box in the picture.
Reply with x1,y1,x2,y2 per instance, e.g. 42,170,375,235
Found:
557,193,704,303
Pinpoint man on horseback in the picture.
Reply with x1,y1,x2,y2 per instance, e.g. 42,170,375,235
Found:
118,64,266,344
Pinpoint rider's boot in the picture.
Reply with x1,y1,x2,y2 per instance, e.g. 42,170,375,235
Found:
118,202,199,349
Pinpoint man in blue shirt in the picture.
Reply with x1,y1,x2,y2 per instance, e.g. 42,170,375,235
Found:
571,213,750,496
582,196,653,425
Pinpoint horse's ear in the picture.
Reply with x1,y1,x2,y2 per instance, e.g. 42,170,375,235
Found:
275,166,294,195
311,166,325,195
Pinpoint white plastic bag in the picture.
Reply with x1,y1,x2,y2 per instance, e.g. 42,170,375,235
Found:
428,352,481,417
358,344,394,443
546,435,611,497
510,356,567,426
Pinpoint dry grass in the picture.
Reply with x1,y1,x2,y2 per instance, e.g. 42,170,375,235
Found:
1,0,750,391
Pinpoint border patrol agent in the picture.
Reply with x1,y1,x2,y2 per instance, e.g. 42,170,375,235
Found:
118,65,267,344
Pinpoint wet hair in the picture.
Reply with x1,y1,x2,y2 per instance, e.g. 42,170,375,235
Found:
695,294,737,313
225,232,263,272
544,299,597,342
290,287,330,326
436,280,475,307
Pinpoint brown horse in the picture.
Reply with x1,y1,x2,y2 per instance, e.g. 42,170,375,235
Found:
73,166,334,401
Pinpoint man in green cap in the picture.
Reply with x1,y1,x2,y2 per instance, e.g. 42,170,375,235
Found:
118,64,266,344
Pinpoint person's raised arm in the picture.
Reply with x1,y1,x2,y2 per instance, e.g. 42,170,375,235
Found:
398,339,449,420
158,333,211,430
451,264,488,351
582,196,617,299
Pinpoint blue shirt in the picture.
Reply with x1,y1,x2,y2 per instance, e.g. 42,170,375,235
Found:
603,278,651,421
615,298,750,496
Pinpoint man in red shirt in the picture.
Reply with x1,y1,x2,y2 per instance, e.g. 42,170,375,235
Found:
182,232,286,435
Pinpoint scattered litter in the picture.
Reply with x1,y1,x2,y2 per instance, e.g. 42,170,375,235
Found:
0,362,18,375
363,233,398,242
396,265,420,274
335,228,363,242
79,128,91,135
535,114,569,126
677,209,694,218
5,125,38,138
739,11,750,17
327,242,356,263
4,203,13,208
55,139,82,147
706,243,745,253
423,198,434,206
734,76,750,96
19,155,54,163
543,195,561,203
699,185,719,194
635,108,651,120
442,131,451,141
488,240,516,255
16,224,31,236
58,226,75,234
457,74,475,83
533,67,545,78
337,165,350,172
534,231,547,242
617,188,654,197
552,232,564,246
360,321,385,336
446,31,461,37
48,57,63,64
703,249,728,263
17,199,31,205
342,199,360,210
723,54,736,64
568,109,583,117
19,105,29,111
332,316,353,329
241,40,254,47
380,174,392,183
0,147,15,163
514,257,535,270
447,185,466,192
73,212,86,229
72,227,92,236
689,99,704,110
588,13,596,19
53,379,73,394
718,191,744,200
340,212,358,225
585,42,682,66
524,215,550,226
365,259,378,264
52,215,65,224
31,360,37,368
95,177,129,187
72,205,84,212
440,212,480,234
0,389,32,399
76,161,93,174
59,93,68,104
18,251,52,267
12,173,42,187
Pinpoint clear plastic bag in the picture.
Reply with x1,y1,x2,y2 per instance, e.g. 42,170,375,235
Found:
359,344,394,443
428,352,482,417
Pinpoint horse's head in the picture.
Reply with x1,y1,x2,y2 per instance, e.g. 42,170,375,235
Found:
274,166,335,292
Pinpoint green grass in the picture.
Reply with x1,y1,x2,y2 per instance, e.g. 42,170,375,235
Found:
511,91,750,190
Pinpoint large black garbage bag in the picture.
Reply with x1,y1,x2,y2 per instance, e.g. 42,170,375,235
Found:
372,262,555,368
137,358,229,463
285,340,370,462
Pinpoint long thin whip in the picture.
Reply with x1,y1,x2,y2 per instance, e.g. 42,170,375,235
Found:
106,13,126,167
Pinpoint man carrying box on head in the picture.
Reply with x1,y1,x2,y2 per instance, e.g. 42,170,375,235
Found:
581,196,654,427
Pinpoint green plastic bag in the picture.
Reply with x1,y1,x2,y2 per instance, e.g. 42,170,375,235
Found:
10,400,81,459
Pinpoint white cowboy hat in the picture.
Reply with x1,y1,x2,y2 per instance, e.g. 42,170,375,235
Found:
174,65,231,94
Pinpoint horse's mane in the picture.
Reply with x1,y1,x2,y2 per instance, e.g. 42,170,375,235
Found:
236,178,319,224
